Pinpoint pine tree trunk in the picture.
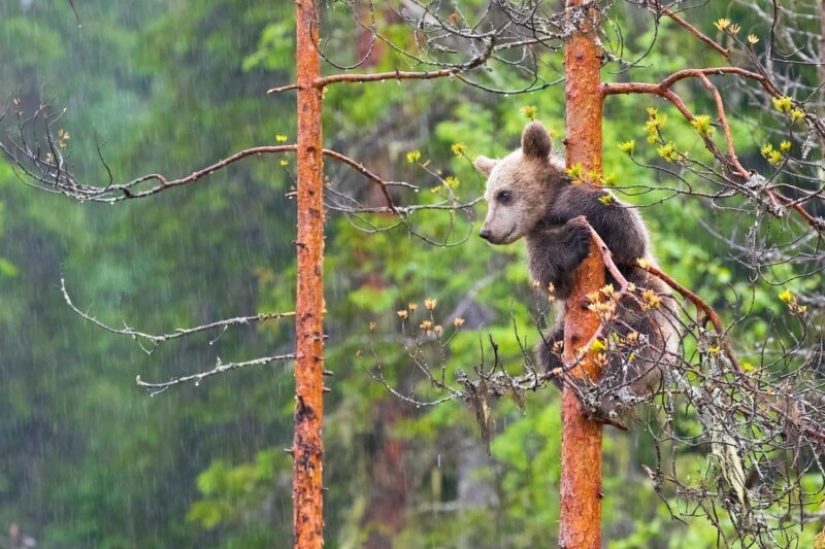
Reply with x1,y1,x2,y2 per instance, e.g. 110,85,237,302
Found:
559,0,605,547
293,0,325,546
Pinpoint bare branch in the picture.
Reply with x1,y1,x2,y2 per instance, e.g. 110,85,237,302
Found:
135,353,295,396
60,277,294,352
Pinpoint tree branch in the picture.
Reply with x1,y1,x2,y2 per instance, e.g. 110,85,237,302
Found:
266,36,494,94
644,0,729,58
2,125,421,213
602,68,824,233
135,353,295,396
600,67,772,99
61,277,294,352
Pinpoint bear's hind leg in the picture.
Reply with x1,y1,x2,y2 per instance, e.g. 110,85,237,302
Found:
536,326,565,389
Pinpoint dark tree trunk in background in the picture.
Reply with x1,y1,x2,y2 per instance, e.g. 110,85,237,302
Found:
362,399,409,549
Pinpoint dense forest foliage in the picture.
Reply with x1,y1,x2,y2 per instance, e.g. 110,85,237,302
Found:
1,1,823,548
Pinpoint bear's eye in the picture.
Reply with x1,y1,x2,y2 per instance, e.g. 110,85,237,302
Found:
496,190,512,204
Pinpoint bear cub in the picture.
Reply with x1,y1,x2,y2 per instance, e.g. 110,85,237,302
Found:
475,121,678,418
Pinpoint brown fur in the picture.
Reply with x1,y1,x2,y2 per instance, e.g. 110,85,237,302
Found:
476,122,678,419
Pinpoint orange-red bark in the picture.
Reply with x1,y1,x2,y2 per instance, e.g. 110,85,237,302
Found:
559,0,605,547
293,0,325,547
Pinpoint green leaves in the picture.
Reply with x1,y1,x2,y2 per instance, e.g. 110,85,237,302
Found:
188,449,287,530
242,20,296,72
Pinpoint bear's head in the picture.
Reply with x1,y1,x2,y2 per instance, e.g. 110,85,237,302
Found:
475,121,566,245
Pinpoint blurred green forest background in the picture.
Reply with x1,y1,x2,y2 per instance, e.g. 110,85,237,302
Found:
0,1,821,548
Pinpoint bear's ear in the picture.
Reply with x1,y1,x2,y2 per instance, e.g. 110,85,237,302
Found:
474,155,498,176
521,122,552,160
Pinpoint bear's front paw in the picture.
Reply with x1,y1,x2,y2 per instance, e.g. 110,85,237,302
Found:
564,220,592,263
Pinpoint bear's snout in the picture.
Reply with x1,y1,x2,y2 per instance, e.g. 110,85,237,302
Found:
479,228,492,240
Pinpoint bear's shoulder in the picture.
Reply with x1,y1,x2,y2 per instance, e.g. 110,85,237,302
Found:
547,183,614,221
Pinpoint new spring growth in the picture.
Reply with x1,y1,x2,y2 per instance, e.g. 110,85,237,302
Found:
424,298,437,311
587,284,618,322
590,339,606,352
565,163,584,179
592,352,609,369
419,320,432,332
587,169,603,185
645,108,667,143
761,143,783,166
772,96,793,114
451,143,465,157
57,129,70,150
691,115,714,138
714,18,731,31
520,105,537,120
275,134,288,143
779,290,807,316
618,141,635,155
406,150,421,163
658,142,684,163
642,289,661,310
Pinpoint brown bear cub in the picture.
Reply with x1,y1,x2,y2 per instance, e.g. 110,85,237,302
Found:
475,121,678,419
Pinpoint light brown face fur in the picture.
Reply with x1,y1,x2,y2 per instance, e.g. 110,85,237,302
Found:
475,122,564,245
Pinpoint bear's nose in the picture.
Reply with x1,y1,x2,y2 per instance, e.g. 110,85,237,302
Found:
479,228,491,240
